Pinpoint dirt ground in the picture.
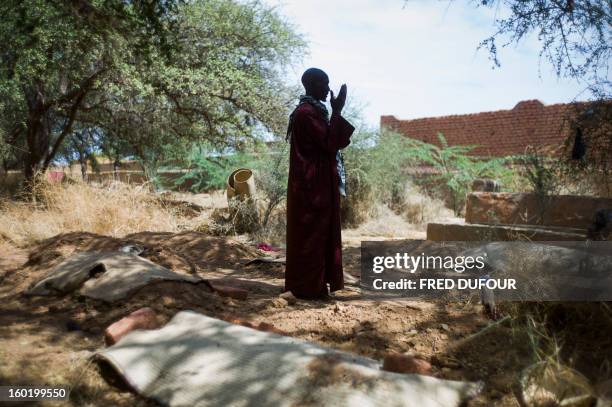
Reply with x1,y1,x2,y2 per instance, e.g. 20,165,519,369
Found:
0,221,543,407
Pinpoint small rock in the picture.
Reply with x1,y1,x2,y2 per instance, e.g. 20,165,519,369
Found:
222,297,238,307
120,244,145,255
73,311,87,321
406,329,418,336
279,291,297,305
270,297,288,308
104,307,160,346
382,353,432,375
440,323,450,332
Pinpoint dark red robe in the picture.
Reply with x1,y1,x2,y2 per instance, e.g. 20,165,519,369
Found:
285,103,354,298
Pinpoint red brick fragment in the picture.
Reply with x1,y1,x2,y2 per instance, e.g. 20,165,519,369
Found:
227,318,254,328
104,307,160,346
211,283,248,300
382,353,432,375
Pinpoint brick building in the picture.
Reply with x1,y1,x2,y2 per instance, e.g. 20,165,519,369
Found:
380,100,582,158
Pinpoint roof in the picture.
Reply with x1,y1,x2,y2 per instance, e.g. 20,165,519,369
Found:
380,100,581,157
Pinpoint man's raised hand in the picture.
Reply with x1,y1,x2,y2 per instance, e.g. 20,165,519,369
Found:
330,84,347,115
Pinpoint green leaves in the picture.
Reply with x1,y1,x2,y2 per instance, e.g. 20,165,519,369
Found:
343,128,515,218
1,0,304,182
172,142,259,192
399,133,514,215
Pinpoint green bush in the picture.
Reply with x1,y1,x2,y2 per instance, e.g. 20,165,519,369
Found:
341,129,418,226
401,133,516,215
173,142,261,192
341,130,516,222
176,128,518,233
251,144,288,230
175,140,289,244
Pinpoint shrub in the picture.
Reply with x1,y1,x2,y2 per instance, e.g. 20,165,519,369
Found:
0,171,23,198
402,133,515,216
341,129,515,223
341,129,419,226
177,140,289,244
173,142,261,193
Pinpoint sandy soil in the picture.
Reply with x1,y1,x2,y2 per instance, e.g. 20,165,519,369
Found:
0,224,539,407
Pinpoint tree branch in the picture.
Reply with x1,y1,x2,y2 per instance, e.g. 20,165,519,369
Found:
42,90,86,171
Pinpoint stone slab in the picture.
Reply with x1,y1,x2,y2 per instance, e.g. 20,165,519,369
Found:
97,311,482,407
465,192,612,229
427,222,587,242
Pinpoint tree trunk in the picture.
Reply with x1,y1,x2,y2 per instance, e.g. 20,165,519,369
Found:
23,84,50,189
80,157,87,181
113,160,120,181
23,119,48,189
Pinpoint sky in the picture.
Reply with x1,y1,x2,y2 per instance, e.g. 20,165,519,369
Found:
264,0,589,128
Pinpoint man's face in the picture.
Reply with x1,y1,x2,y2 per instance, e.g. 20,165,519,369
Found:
310,76,330,101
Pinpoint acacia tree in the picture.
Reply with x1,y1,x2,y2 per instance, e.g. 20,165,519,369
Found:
0,0,304,189
474,0,610,97
92,0,305,186
57,127,102,180
0,0,181,185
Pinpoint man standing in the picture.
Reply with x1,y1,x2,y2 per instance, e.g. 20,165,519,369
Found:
284,68,355,299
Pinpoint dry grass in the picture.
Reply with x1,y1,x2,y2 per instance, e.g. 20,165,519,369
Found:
483,302,612,406
0,174,456,249
0,179,287,249
250,204,287,247
344,204,420,238
196,199,287,248
0,179,190,247
343,180,458,238
393,182,457,227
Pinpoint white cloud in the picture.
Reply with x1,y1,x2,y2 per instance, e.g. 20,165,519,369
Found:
266,0,587,127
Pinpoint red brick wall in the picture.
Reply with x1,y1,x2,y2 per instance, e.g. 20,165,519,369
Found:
381,100,579,157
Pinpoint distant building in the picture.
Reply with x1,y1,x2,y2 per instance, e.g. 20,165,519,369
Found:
380,100,587,158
